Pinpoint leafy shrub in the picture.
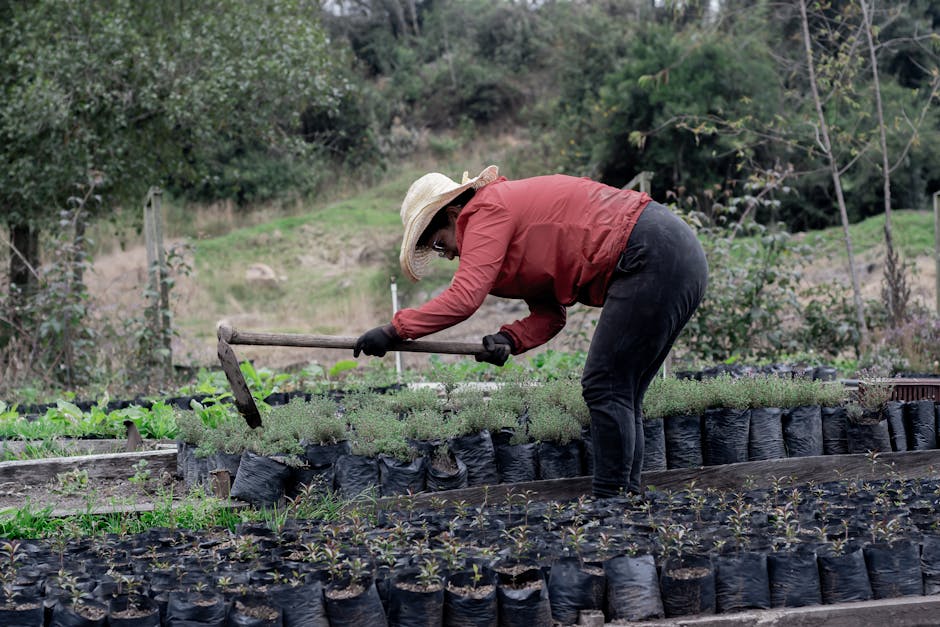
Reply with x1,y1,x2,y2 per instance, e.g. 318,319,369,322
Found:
382,387,442,416
538,377,590,426
453,400,517,436
198,414,252,456
644,376,709,418
404,408,457,442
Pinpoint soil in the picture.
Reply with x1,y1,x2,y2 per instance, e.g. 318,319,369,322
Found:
0,469,187,516
446,583,495,598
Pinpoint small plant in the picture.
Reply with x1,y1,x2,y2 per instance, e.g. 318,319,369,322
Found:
846,371,894,423
129,459,152,485
53,469,89,495
417,558,443,590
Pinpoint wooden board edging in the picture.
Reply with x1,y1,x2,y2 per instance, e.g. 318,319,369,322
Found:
609,594,940,626
376,448,940,509
0,449,177,485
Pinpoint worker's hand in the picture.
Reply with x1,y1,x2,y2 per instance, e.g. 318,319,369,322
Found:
354,324,400,358
475,332,514,366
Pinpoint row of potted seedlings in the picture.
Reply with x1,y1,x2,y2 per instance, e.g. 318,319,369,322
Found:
3,473,940,625
177,375,922,506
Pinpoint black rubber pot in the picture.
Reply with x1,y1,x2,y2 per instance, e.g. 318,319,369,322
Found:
884,401,907,451
537,440,583,479
821,406,848,455
388,568,444,627
230,451,291,508
324,575,388,627
378,455,427,497
493,430,537,484
782,405,823,457
904,400,937,450
767,549,821,608
495,564,551,627
333,454,379,499
864,540,923,599
449,431,499,487
664,414,703,469
269,582,328,627
702,408,750,466
714,551,771,613
604,553,663,622
642,417,667,471
443,568,497,627
818,547,872,604
659,555,716,617
846,414,892,454
748,407,785,461
546,557,605,625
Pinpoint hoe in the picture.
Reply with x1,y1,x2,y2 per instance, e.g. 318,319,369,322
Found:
216,322,484,427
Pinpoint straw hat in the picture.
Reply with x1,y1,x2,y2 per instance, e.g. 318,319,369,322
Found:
399,165,499,282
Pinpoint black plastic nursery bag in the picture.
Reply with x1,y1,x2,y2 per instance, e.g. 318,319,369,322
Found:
426,453,469,492
659,555,716,617
818,548,872,604
108,595,160,627
604,554,664,622
748,407,785,461
388,568,444,627
846,416,891,454
0,595,44,627
767,549,821,608
379,455,427,497
324,576,388,627
333,454,379,499
51,600,108,627
495,566,551,627
820,406,848,455
642,417,667,471
166,591,228,626
703,408,749,466
714,551,771,613
493,432,538,484
783,405,823,457
449,430,499,487
885,401,908,451
664,414,703,469
547,557,605,625
905,400,937,450
921,535,940,595
864,540,923,599
270,581,328,627
229,451,291,508
537,440,583,480
443,569,497,627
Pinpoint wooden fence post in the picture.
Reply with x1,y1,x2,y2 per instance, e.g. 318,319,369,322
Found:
934,191,939,315
143,187,172,383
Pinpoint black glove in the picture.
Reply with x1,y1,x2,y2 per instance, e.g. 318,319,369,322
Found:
354,324,399,357
475,332,514,366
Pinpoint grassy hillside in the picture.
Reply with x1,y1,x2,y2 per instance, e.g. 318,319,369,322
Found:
87,148,938,374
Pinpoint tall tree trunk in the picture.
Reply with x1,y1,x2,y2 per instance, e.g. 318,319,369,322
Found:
798,0,869,349
861,0,909,328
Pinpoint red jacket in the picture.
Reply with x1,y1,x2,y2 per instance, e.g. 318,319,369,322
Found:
392,175,651,353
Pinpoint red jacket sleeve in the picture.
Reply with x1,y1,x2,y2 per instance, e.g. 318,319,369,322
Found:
500,299,567,354
392,203,512,339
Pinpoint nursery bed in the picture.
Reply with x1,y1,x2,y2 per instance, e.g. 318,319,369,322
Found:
0,448,180,516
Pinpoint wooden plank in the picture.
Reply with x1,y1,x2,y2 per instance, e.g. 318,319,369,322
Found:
0,449,176,485
0,439,175,457
376,448,940,509
46,499,247,519
610,594,940,626
643,448,940,492
217,324,484,356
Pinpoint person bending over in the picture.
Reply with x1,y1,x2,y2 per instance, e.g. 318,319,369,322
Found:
354,165,707,497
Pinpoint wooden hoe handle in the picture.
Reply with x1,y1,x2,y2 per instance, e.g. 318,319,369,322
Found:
216,323,484,428
217,324,484,356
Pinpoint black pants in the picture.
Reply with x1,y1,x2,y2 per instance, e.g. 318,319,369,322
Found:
582,202,708,497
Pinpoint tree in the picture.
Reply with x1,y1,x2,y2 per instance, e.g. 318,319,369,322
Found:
0,0,347,384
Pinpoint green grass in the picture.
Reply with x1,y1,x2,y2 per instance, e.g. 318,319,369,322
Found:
802,210,935,259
